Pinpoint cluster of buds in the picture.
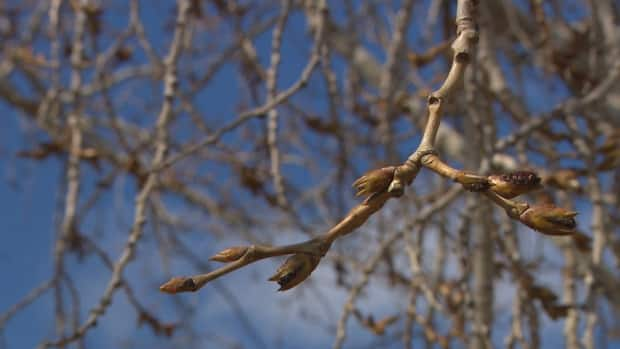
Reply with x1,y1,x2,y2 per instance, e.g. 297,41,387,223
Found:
481,170,582,238
160,164,583,296
269,253,321,291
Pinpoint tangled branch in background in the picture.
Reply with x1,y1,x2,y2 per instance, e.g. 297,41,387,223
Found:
2,0,620,348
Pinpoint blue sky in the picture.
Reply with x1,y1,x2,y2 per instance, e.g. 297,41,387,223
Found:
1,1,618,348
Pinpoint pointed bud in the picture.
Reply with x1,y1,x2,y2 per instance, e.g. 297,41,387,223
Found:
268,253,320,291
209,246,248,263
542,303,570,320
353,166,396,197
488,171,541,198
159,277,197,294
519,204,578,236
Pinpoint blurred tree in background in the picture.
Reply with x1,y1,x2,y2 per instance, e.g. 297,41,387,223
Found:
1,0,619,348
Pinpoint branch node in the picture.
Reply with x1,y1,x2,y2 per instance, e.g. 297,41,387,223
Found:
428,95,441,106
387,179,405,197
455,52,470,63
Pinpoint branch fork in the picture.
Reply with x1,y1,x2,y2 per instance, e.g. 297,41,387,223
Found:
159,0,579,296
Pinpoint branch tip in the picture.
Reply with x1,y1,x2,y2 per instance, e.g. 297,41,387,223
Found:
159,277,197,294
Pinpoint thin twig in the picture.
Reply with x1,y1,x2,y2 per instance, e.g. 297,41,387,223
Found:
265,0,292,208
0,279,55,330
156,1,328,173
38,1,192,347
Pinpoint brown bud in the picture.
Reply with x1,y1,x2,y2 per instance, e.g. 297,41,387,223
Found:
137,312,177,337
17,141,64,160
114,46,133,62
304,116,340,134
572,232,592,253
352,166,396,197
238,165,265,195
438,282,452,297
438,281,464,309
488,171,541,198
450,313,465,338
597,149,620,171
597,129,620,154
596,130,620,171
544,169,580,191
209,246,248,263
159,277,197,294
542,303,570,320
529,285,558,303
268,253,320,291
519,204,578,236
